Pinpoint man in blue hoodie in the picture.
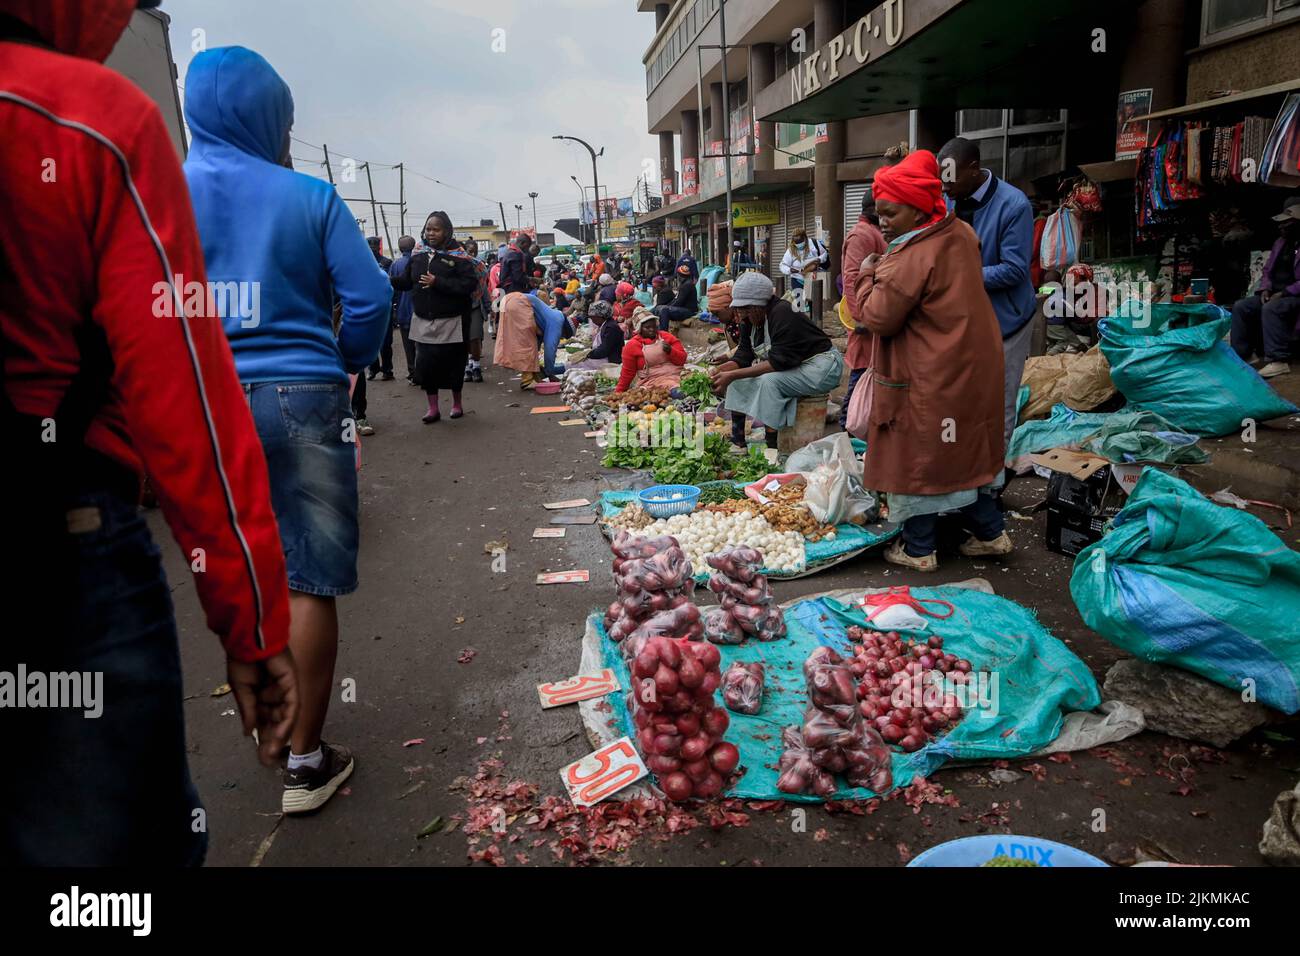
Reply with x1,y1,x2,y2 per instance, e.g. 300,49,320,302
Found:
183,46,391,816
939,138,1037,448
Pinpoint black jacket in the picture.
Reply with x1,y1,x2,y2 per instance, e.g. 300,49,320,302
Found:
669,279,698,313
587,321,626,363
733,297,832,371
394,244,477,318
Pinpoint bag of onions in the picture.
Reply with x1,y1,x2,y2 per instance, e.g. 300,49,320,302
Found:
703,547,787,644
628,635,741,801
606,531,698,651
721,661,765,715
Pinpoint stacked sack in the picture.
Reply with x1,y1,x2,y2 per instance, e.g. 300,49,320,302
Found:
605,532,702,650
777,646,892,796
630,637,739,801
701,547,786,644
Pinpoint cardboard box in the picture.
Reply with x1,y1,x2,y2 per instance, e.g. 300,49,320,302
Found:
1031,449,1129,558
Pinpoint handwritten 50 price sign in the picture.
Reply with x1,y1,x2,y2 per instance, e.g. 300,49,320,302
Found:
560,737,647,808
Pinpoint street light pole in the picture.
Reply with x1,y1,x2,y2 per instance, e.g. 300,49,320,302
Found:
528,191,539,233
570,176,590,244
514,204,523,231
719,0,735,268
553,134,604,247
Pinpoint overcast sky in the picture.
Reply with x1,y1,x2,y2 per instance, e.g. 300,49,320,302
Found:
164,0,662,245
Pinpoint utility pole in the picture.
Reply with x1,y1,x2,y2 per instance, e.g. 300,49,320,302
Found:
322,143,335,185
719,0,734,265
553,135,604,247
397,162,405,236
363,162,379,238
514,204,523,231
528,191,539,232
498,201,508,244
380,206,394,258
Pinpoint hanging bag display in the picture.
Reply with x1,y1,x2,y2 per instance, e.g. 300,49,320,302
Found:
1040,204,1081,272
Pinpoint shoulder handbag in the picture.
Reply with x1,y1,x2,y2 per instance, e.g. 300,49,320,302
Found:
845,333,877,439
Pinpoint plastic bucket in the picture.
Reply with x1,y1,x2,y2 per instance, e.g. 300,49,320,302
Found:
907,835,1108,868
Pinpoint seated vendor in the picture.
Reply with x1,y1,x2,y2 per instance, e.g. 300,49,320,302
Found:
584,300,625,364
709,271,844,449
613,281,638,327
652,264,700,331
616,308,687,393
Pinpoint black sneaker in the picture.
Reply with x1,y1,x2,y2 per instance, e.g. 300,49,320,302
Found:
282,742,354,814
464,366,474,382
380,372,395,381
471,366,484,382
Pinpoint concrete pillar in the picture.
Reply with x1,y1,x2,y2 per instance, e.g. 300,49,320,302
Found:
750,43,775,173
708,82,725,147
654,3,670,31
658,130,677,198
1119,0,1186,113
813,0,845,299
680,109,699,195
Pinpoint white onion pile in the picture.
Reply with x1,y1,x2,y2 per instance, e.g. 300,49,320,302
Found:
639,511,806,574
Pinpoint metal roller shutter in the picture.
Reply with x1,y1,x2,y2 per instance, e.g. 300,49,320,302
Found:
843,181,870,240
767,194,792,282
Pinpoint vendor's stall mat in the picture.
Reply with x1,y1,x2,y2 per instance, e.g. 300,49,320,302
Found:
578,584,1138,803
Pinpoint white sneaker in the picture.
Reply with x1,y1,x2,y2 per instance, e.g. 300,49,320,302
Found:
883,539,938,572
959,532,1014,557
1258,361,1291,379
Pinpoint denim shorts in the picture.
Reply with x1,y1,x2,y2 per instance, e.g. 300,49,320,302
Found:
247,381,359,596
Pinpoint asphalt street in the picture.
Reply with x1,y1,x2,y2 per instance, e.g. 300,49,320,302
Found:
156,355,1299,867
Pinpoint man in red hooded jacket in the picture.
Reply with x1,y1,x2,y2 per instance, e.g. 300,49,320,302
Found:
0,0,297,865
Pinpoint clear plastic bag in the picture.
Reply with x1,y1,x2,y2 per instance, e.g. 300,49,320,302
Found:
721,661,765,715
776,726,836,797
704,607,745,645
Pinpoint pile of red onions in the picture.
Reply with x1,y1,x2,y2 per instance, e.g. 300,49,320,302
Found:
605,532,702,645
844,627,973,753
702,547,786,644
630,636,740,801
777,647,892,796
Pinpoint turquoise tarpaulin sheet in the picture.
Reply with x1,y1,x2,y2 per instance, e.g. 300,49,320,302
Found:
595,586,1100,800
1007,404,1207,469
597,489,898,579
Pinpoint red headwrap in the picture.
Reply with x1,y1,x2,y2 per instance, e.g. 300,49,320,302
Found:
871,149,947,227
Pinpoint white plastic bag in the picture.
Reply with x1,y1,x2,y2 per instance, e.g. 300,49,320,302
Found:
787,433,876,526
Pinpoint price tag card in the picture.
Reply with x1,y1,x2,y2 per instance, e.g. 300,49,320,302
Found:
558,419,587,426
536,570,590,585
560,737,647,807
531,406,573,415
584,431,605,439
550,513,598,525
537,668,620,709
542,498,591,510
532,527,566,539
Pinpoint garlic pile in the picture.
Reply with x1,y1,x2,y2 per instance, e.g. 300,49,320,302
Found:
638,510,806,575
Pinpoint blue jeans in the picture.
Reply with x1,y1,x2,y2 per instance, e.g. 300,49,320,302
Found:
902,493,1004,557
1,488,207,866
247,382,359,596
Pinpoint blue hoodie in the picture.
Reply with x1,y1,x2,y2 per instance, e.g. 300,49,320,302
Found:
525,292,569,377
183,47,390,383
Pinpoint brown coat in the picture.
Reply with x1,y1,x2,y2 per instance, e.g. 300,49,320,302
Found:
852,213,1005,496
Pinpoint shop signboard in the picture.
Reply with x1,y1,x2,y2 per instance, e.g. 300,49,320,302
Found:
1116,89,1153,161
776,123,817,169
731,199,780,228
580,196,634,225
605,217,631,239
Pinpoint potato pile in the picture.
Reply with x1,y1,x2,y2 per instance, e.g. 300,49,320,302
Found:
603,386,671,410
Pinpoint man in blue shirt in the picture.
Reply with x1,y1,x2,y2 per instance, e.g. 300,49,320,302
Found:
389,235,417,384
938,138,1038,448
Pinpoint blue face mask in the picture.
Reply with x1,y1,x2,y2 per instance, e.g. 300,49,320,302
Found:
796,241,807,251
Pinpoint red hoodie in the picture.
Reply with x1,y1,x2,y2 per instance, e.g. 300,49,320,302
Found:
0,0,289,662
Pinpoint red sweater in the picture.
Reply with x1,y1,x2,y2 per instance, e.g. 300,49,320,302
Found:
616,332,687,392
0,0,290,661
841,216,888,370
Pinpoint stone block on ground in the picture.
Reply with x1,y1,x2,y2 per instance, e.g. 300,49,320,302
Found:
1259,783,1300,866
1102,658,1269,748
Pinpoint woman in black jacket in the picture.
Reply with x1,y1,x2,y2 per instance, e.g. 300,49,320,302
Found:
652,264,699,331
393,211,478,422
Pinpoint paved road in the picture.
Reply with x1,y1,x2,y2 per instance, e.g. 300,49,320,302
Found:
159,356,1298,867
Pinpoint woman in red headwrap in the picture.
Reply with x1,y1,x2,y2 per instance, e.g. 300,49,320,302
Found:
850,149,1011,572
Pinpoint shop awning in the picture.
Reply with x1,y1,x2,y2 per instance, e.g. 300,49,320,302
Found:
1129,79,1300,123
632,168,813,228
755,0,1129,124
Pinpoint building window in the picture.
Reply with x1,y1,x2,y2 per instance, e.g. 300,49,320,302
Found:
1201,0,1300,42
958,110,1005,134
953,109,1068,188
